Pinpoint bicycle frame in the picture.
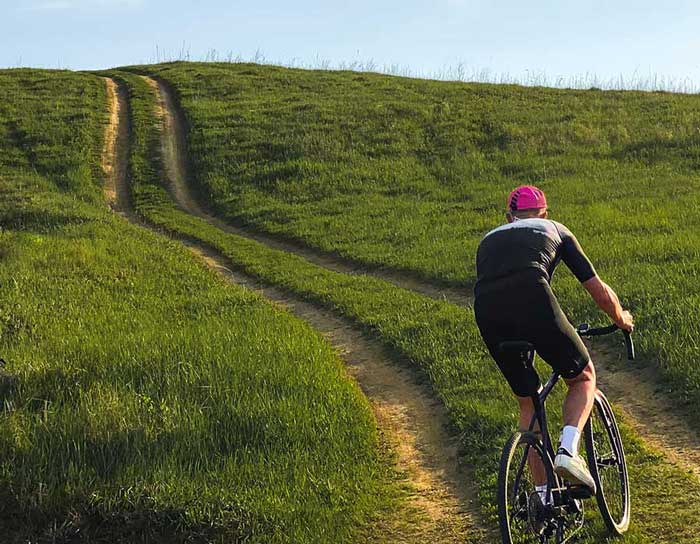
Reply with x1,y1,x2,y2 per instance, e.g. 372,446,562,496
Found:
518,349,565,502
501,323,634,542
528,365,561,465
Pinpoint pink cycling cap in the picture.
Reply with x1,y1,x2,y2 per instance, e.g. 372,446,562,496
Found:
507,185,548,211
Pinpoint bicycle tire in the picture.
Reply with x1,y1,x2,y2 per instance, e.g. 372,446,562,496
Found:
584,390,631,534
498,431,559,543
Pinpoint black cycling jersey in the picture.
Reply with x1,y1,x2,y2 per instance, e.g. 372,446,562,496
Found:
475,218,596,292
473,218,597,395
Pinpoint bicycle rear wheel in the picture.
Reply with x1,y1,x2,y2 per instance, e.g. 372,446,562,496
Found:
584,391,631,534
498,431,559,543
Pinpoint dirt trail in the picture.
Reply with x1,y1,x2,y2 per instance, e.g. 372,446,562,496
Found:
188,243,489,542
101,78,131,215
107,77,491,542
141,76,472,307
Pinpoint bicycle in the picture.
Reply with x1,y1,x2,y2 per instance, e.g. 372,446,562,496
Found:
497,323,635,543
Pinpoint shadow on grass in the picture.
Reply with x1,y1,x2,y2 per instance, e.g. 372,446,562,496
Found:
613,135,700,166
0,423,271,543
0,497,255,544
0,203,96,234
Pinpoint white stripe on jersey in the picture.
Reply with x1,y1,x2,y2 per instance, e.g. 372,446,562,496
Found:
482,218,563,242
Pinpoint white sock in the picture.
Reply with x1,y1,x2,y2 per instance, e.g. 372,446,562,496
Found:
535,484,551,505
559,425,581,455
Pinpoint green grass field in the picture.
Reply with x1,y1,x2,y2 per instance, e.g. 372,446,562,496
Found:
0,69,396,543
111,63,700,543
4,61,700,542
135,62,700,413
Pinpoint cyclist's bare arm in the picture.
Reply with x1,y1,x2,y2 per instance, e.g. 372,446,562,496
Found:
582,276,634,332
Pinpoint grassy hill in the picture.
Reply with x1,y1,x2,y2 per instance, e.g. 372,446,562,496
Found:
0,69,393,543
4,61,700,542
113,62,700,543
139,61,700,410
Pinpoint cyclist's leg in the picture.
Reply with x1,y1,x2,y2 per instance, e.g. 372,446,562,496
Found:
531,281,597,480
531,289,599,490
563,361,596,430
536,332,596,436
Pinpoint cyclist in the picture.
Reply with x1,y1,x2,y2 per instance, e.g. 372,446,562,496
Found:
474,185,634,498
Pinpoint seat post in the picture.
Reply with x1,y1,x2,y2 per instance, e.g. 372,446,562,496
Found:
523,348,552,457
524,348,543,434
531,388,548,444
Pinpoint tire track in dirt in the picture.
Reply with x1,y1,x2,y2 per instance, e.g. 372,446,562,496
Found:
102,78,131,216
105,76,492,543
187,242,489,543
144,75,700,486
141,77,472,307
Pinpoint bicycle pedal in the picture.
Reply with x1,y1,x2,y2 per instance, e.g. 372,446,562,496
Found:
570,498,583,515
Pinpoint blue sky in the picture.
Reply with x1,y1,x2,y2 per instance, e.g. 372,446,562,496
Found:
3,0,700,88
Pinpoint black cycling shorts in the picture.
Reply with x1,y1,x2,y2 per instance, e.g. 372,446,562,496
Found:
474,270,591,397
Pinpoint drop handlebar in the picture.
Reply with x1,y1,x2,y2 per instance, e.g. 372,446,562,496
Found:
576,323,635,361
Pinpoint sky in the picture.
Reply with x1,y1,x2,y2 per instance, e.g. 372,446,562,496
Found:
3,0,700,89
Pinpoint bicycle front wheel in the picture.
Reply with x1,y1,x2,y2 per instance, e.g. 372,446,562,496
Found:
584,390,631,534
498,431,559,543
